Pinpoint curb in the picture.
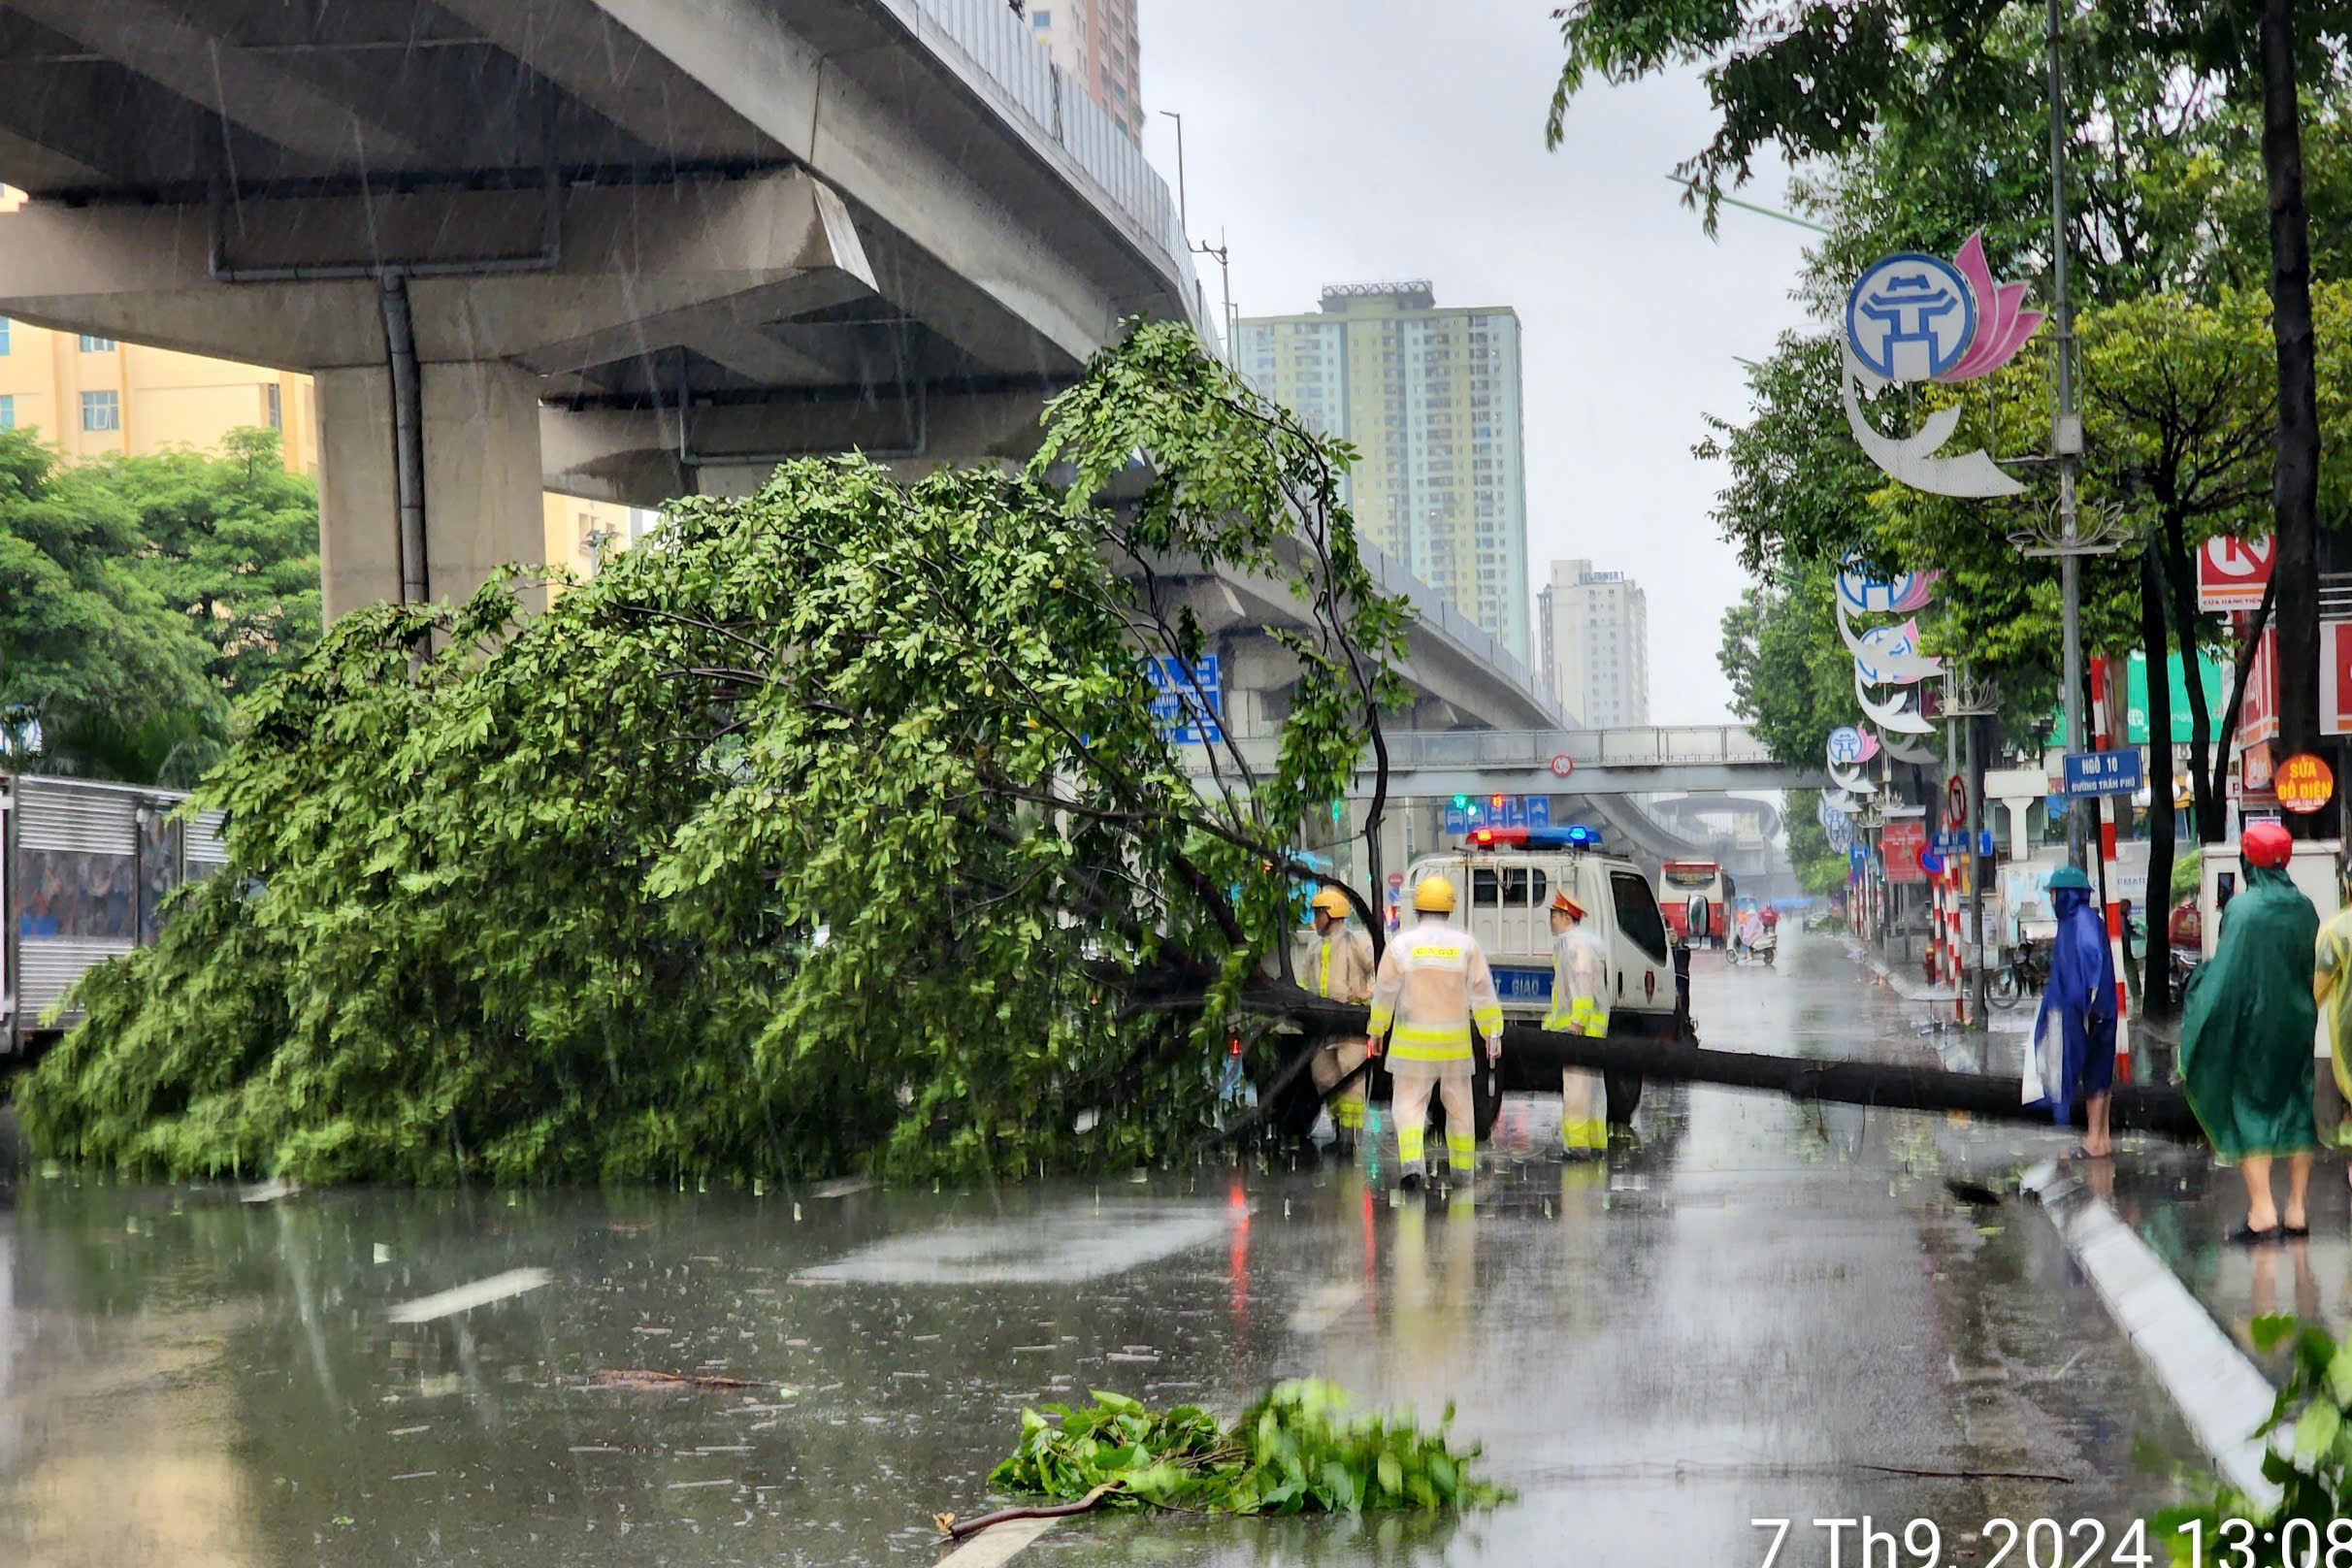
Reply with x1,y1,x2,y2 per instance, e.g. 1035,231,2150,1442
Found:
2017,1158,2281,1508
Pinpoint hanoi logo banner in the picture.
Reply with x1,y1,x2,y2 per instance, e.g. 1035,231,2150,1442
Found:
1841,231,2047,499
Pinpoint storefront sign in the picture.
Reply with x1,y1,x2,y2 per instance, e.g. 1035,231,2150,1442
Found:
2276,752,2336,815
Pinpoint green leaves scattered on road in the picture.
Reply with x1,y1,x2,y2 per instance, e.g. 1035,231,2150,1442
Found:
988,1381,1507,1517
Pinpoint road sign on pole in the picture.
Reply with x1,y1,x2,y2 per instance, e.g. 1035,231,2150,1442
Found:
1550,754,1575,779
2062,749,2142,799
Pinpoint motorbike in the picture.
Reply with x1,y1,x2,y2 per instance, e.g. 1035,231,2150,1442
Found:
1987,935,2048,1008
1753,929,1778,966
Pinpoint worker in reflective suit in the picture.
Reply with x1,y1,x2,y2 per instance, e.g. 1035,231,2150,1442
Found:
1366,875,1504,1190
1299,887,1377,1153
1543,886,1611,1160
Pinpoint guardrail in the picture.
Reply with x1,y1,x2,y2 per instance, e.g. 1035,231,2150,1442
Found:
1378,727,1780,771
1191,727,1785,777
901,0,1209,339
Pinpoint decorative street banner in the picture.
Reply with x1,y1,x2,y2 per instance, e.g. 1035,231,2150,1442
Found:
1835,557,1939,617
1841,232,2044,499
1856,667,1937,734
1882,819,1929,884
1849,617,1943,686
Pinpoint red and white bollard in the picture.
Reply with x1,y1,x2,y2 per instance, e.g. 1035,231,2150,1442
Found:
2089,656,2132,1083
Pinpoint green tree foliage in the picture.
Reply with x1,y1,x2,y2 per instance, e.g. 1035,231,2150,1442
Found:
0,428,224,781
1717,569,1874,897
1548,0,2352,763
81,426,323,701
17,323,1411,1187
0,425,318,783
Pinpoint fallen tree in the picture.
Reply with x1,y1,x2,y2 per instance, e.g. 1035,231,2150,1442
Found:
1258,996,2203,1141
16,323,1415,1187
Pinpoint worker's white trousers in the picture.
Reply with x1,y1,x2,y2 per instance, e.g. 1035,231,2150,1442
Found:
1561,1065,1605,1153
1389,1059,1475,1175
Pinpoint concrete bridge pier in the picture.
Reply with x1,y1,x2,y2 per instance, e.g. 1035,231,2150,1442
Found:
315,361,548,617
0,170,881,617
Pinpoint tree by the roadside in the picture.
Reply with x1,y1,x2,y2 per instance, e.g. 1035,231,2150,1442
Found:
0,428,225,782
17,323,1412,1187
71,427,323,702
1548,0,2352,808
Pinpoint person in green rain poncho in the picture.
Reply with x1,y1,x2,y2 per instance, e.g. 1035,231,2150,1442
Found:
2181,821,2321,1243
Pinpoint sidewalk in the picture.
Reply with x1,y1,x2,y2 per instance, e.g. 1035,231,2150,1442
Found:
2017,1138,2352,1509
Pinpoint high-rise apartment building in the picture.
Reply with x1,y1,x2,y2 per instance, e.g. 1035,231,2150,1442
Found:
1234,283,1530,663
1025,0,1142,140
1540,559,1650,729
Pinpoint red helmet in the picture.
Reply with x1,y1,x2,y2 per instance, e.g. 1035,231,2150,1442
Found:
2243,819,2294,869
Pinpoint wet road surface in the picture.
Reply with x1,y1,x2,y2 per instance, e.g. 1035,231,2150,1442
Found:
0,930,2213,1566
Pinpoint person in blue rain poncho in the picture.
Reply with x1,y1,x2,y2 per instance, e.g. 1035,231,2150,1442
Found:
2026,865,2117,1158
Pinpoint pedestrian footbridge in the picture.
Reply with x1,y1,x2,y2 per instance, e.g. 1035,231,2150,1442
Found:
1196,726,1825,800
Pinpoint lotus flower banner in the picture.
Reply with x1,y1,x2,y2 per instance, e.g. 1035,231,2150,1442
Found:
1841,230,2045,499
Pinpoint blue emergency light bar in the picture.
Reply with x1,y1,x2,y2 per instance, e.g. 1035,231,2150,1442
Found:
1466,825,1602,851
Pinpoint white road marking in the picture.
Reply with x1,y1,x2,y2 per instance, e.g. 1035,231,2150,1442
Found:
386,1267,552,1323
936,1518,1059,1566
1286,1281,1364,1334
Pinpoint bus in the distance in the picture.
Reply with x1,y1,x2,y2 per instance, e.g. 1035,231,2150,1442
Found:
1659,861,1735,946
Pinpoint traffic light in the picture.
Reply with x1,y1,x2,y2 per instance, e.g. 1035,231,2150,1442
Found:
1330,800,1346,823
1452,793,1469,810
1489,794,1505,812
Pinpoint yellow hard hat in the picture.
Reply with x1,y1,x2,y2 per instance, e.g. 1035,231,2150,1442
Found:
1311,888,1352,918
1412,875,1456,913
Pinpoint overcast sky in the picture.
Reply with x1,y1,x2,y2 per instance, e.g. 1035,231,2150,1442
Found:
1139,0,1821,726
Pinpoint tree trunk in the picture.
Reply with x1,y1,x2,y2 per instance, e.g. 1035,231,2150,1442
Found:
1263,998,2205,1141
2157,510,2222,841
2140,547,2176,1014
2263,0,2324,825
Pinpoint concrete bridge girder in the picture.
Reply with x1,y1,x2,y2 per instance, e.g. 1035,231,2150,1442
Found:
0,0,1204,621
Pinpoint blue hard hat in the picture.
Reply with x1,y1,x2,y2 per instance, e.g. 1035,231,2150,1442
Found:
2045,866,2093,892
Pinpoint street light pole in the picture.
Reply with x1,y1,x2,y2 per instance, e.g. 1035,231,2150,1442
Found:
2048,0,2087,872
1158,108,1234,361
1158,109,1189,237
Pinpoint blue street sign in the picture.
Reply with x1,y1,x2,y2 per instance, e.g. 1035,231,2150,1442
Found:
1933,830,1996,857
1145,656,1223,744
2062,749,2143,799
1524,795,1552,830
1849,844,1868,876
1501,795,1525,828
1443,804,1469,836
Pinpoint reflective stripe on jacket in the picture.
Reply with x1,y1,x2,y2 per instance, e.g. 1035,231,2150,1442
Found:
1367,915,1503,1062
1297,928,1376,1003
1543,925,1612,1035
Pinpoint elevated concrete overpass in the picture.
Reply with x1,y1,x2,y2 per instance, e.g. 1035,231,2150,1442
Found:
0,0,1650,797
0,0,1206,613
1649,793,1784,841
1225,727,1827,799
